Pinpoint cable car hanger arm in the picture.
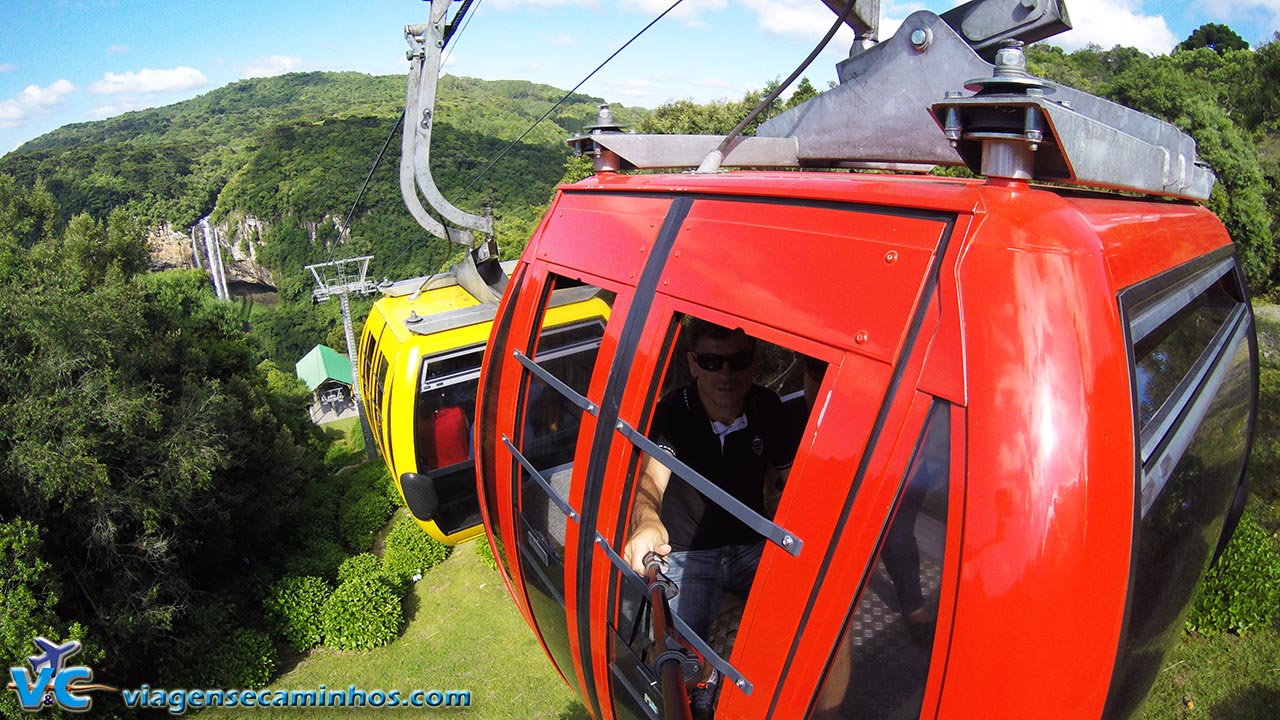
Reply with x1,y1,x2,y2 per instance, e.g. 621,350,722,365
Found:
402,1,493,245
400,0,507,303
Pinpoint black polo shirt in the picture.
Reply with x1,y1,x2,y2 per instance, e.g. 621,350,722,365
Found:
650,382,798,551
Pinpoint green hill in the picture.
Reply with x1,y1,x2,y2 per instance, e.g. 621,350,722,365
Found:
0,71,646,292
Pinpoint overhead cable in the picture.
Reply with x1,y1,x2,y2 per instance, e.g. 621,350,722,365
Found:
460,0,685,195
713,0,858,157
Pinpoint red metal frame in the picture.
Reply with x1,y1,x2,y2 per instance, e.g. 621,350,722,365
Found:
475,171,1240,719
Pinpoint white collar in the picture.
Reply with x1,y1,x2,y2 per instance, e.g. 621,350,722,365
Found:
709,414,748,450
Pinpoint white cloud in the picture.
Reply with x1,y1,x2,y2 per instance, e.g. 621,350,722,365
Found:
0,79,76,129
737,0,860,43
1050,0,1177,53
1195,0,1280,43
486,0,599,10
0,63,16,73
545,33,576,46
239,55,302,79
89,102,133,119
688,76,742,90
91,66,208,94
627,0,726,24
735,0,1177,54
107,43,131,55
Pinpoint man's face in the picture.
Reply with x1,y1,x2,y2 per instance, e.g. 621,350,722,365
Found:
687,332,755,415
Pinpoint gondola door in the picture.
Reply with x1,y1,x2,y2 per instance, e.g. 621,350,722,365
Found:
577,193,961,719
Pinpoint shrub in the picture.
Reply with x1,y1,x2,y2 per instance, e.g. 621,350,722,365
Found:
382,514,453,586
203,628,278,688
264,575,331,652
282,536,348,581
324,438,361,469
475,536,498,572
340,486,394,550
338,552,383,583
1187,513,1280,635
320,575,403,651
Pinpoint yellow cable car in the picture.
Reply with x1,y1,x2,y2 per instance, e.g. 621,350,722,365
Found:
358,267,610,544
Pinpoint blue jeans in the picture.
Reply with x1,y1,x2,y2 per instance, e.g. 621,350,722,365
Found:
664,542,764,642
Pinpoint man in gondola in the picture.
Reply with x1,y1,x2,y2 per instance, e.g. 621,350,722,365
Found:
622,318,798,717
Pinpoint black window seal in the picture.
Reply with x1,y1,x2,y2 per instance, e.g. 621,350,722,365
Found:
420,343,484,391
1127,254,1235,346
1138,302,1248,465
1138,308,1250,517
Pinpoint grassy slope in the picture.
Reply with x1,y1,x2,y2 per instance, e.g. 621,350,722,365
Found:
202,543,588,719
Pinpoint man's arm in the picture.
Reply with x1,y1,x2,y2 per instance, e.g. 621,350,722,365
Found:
622,453,673,574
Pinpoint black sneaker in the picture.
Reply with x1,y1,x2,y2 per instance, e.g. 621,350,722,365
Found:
689,669,719,720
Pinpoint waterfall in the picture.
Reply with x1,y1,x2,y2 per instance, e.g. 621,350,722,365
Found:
198,217,230,300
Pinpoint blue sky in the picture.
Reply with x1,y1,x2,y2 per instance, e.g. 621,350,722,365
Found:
1,0,1277,154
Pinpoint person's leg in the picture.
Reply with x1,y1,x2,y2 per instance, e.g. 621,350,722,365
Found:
663,547,726,642
721,541,765,598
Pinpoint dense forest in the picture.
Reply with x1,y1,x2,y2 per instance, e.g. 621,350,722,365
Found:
1,22,1278,718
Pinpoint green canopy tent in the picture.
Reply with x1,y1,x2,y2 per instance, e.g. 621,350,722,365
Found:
295,345,356,421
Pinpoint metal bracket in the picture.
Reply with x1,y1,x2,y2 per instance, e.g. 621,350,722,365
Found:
755,0,1214,200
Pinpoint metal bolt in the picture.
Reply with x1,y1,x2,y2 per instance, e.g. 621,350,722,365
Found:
735,679,747,689
616,420,625,430
855,331,869,345
909,27,933,51
781,535,794,548
885,250,898,264
944,107,962,144
993,40,1028,78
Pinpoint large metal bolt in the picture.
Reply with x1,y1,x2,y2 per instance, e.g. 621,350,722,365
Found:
993,40,1028,78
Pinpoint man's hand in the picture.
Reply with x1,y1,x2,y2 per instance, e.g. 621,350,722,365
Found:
623,520,671,574
623,453,674,574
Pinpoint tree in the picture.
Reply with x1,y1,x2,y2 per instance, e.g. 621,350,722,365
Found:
1178,23,1249,55
785,77,819,110
1105,56,1276,291
0,176,332,689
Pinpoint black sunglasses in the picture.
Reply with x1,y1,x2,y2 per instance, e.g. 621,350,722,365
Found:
690,349,754,372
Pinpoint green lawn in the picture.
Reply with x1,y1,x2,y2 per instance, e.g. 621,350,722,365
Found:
1135,628,1280,719
201,543,588,719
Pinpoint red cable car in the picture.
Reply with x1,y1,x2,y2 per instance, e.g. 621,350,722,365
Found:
398,0,1258,717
